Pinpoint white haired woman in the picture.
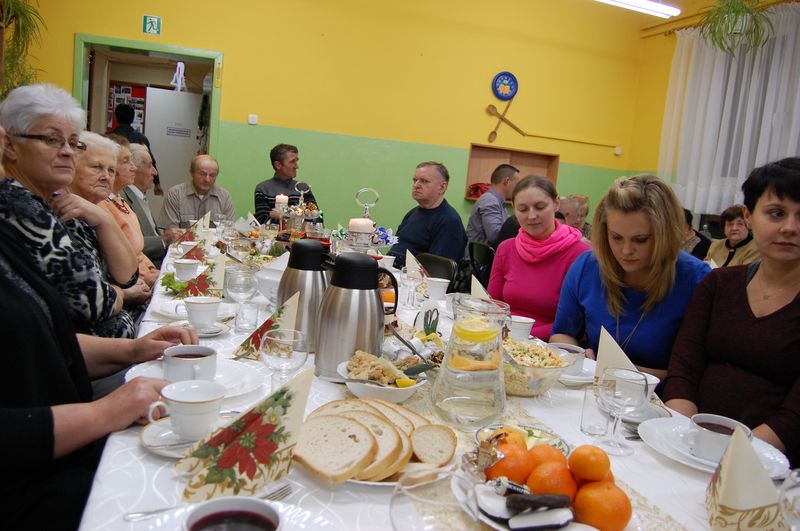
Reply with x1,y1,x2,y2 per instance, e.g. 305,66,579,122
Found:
0,83,138,338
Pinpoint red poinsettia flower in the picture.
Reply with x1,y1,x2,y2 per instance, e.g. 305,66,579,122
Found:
247,318,274,352
217,421,278,479
186,274,211,296
206,411,261,447
178,229,196,242
183,246,206,260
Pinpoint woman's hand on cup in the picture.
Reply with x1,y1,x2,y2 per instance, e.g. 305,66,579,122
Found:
97,376,167,430
131,326,200,364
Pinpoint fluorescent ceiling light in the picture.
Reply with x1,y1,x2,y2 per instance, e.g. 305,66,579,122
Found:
593,0,681,19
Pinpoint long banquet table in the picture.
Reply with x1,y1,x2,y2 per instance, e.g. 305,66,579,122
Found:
79,249,714,530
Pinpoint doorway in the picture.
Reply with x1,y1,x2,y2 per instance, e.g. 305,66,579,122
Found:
72,33,223,215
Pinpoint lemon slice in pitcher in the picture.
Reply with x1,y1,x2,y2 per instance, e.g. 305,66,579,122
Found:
452,319,500,343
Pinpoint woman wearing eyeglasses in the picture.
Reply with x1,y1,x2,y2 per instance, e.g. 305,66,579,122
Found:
704,204,761,267
0,84,138,338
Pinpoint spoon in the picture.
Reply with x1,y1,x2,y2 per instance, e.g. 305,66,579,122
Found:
488,100,513,142
487,105,527,137
388,323,430,362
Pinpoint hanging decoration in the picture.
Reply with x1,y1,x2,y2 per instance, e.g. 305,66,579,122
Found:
170,61,187,92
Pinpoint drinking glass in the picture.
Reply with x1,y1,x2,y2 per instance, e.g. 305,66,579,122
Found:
597,368,648,456
229,238,252,262
261,329,308,389
225,268,257,332
780,469,800,530
401,267,423,308
213,213,228,229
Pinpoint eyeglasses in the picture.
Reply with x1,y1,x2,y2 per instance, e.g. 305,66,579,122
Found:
10,133,87,152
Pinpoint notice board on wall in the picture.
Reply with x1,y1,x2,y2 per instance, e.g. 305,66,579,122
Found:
107,82,147,132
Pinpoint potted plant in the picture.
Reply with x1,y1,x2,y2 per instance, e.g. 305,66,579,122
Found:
1,0,46,98
698,0,775,55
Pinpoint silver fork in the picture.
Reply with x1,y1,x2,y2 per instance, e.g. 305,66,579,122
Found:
123,482,292,522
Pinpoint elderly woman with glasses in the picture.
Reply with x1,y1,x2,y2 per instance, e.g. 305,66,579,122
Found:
0,83,138,338
704,204,761,267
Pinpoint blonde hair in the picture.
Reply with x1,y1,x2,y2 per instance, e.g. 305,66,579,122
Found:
591,174,684,316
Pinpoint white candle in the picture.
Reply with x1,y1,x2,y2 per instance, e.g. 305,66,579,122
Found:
348,217,374,233
275,194,289,206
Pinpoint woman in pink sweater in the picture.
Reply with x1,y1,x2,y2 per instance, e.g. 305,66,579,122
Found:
488,175,590,340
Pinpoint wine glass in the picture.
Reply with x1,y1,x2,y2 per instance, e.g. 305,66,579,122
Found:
401,266,423,308
225,268,257,332
229,238,252,262
780,469,800,530
597,368,648,456
261,329,308,389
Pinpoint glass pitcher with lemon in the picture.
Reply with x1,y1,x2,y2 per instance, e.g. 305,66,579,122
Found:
431,295,510,428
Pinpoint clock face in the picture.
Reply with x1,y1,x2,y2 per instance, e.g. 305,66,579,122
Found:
492,71,518,101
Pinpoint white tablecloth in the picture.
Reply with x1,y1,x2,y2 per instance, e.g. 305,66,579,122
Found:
79,258,712,530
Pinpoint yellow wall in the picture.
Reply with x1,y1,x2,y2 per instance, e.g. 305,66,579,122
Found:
31,0,676,172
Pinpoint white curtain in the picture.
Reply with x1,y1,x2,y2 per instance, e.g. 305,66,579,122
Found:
659,4,800,216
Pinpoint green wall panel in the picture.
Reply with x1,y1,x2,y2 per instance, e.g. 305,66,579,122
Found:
216,121,649,231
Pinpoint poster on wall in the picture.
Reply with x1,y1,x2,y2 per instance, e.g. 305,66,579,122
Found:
107,82,148,132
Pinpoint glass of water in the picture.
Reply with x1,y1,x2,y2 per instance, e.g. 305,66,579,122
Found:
261,329,308,389
226,268,258,332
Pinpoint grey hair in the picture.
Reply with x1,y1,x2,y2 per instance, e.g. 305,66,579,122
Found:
79,131,120,157
0,83,86,134
129,143,150,168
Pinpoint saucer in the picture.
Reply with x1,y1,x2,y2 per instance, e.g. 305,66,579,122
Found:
152,300,236,322
639,417,790,479
141,416,228,459
125,359,267,398
558,357,596,387
168,320,230,338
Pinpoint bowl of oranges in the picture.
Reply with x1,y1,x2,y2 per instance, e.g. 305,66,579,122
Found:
464,424,634,531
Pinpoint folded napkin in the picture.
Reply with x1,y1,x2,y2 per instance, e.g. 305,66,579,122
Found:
199,212,211,231
209,254,225,289
471,275,490,300
246,212,261,230
176,368,313,501
234,216,253,235
180,244,206,261
175,224,199,243
173,266,220,298
706,428,787,529
230,292,299,361
405,250,422,272
594,326,637,378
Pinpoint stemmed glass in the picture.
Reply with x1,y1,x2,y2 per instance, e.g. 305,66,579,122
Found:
261,329,308,390
597,367,648,456
780,469,800,530
225,268,257,332
401,266,423,308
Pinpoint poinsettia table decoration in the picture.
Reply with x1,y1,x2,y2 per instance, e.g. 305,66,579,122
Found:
180,243,207,261
175,368,313,501
160,265,221,298
231,292,299,361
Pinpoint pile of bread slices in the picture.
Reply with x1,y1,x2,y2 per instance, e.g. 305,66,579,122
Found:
293,398,457,483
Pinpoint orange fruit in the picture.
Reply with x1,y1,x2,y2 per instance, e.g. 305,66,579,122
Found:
528,444,568,469
568,445,611,482
574,481,632,531
485,441,536,484
489,427,527,451
525,461,578,502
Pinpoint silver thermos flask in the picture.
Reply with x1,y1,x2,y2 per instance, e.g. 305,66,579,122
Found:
315,253,398,381
276,239,330,353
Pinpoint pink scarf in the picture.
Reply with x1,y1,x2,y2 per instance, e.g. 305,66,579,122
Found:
514,221,584,263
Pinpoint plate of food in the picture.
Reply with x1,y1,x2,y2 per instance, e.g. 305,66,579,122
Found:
338,351,430,403
292,398,457,486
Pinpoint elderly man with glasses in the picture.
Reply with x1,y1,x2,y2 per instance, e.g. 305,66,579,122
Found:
160,154,235,232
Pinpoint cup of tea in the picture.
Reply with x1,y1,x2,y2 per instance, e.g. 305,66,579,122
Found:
162,345,217,382
167,258,201,281
185,496,280,531
147,380,225,441
179,240,200,255
176,296,220,331
508,315,535,340
426,278,450,302
688,413,752,462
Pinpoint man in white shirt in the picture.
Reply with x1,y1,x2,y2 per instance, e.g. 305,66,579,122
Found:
122,144,167,265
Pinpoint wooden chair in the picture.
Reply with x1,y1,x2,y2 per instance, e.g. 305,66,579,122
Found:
416,253,458,290
469,241,495,288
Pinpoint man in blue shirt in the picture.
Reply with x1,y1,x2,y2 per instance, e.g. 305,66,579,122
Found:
465,163,518,246
388,162,467,268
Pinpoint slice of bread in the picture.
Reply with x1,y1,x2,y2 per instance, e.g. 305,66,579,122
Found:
411,424,457,466
365,397,430,430
338,410,402,480
359,399,415,436
367,426,413,482
308,398,382,419
293,415,377,483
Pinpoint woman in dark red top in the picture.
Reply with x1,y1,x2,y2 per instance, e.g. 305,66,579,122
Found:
664,157,800,465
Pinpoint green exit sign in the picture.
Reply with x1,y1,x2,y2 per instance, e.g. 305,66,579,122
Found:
142,15,161,35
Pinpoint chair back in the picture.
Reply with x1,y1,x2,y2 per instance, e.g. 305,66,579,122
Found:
416,253,458,290
469,241,495,288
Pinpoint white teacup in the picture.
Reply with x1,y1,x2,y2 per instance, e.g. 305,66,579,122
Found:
167,258,201,281
147,380,225,441
426,278,450,302
176,296,220,331
185,496,280,531
687,413,752,463
178,240,200,255
163,345,217,382
549,342,586,376
509,315,535,340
